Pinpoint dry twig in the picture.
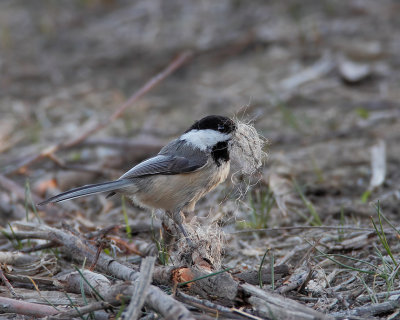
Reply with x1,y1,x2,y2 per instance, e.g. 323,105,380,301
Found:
241,283,333,320
4,51,192,176
8,223,195,320
124,256,156,320
332,299,400,318
0,269,19,298
0,296,63,317
176,290,259,320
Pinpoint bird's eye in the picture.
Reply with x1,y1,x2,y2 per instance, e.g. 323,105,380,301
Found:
218,124,225,132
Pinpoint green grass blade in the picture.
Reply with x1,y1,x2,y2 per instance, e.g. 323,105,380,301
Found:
293,179,322,226
121,195,132,239
258,248,269,288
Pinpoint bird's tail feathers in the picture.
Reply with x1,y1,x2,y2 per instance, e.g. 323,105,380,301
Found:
38,180,132,205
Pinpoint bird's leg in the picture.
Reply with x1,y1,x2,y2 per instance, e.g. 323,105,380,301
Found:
167,210,193,247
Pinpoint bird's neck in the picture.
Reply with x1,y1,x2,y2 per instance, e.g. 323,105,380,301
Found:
211,141,229,166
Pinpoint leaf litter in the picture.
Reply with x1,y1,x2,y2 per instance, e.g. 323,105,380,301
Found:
1,1,400,319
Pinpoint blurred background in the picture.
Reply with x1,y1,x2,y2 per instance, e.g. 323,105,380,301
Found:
1,0,399,235
2,2,400,316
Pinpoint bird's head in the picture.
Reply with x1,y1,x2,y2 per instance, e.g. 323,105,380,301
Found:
180,115,236,151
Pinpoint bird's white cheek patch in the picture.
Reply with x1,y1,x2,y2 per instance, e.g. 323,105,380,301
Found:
180,129,230,150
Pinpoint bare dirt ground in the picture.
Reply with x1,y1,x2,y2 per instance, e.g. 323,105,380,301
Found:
1,1,400,319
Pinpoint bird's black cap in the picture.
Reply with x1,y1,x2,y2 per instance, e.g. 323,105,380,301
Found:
186,115,235,134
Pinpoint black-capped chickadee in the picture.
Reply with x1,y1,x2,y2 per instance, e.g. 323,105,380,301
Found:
39,115,236,239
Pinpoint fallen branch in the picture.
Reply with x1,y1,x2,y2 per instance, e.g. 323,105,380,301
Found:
4,51,192,176
8,223,195,320
153,263,238,306
0,286,90,305
176,290,256,320
0,296,63,317
5,222,335,320
276,265,311,294
54,269,111,298
231,225,381,234
48,301,114,320
0,269,19,298
241,283,333,320
0,251,42,265
234,264,290,286
124,256,156,320
332,299,400,318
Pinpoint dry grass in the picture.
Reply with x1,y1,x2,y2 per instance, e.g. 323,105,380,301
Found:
1,1,400,319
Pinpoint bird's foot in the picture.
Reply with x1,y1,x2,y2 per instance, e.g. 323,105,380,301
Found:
177,222,194,248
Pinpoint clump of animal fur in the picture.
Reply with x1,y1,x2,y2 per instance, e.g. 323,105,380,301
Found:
176,221,223,270
230,119,268,175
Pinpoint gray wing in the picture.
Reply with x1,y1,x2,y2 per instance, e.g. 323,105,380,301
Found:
119,139,207,179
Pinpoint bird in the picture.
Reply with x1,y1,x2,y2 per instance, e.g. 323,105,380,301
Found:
39,115,236,240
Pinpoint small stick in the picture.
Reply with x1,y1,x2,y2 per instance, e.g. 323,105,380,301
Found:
86,225,121,239
0,296,62,317
89,240,106,272
8,223,195,320
332,299,400,318
49,301,115,319
63,51,192,149
0,269,19,298
20,240,60,253
4,51,192,176
124,256,156,320
176,291,255,319
231,225,382,234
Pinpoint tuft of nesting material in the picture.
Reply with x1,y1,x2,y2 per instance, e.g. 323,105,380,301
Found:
230,119,268,175
176,222,224,270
